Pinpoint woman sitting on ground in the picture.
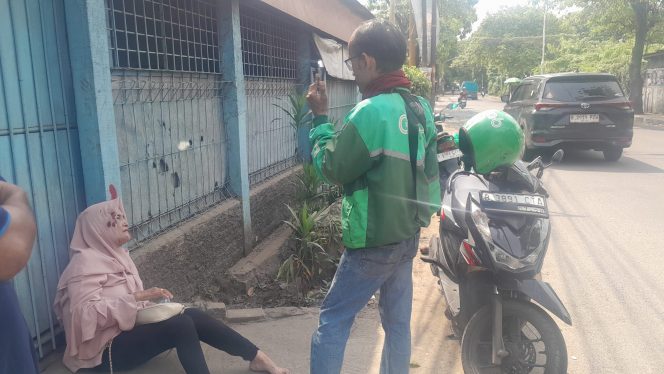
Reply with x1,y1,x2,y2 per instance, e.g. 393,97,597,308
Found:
54,186,289,374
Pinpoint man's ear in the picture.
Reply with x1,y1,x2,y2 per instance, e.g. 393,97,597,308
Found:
109,184,118,200
363,53,377,72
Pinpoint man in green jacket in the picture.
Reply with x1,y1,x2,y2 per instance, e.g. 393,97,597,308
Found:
307,20,440,374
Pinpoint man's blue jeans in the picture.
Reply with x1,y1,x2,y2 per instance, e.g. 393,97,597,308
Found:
310,233,420,374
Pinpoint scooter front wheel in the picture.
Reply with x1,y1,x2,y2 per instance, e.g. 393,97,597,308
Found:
461,299,567,374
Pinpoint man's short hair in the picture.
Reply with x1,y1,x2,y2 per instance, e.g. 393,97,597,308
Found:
350,20,407,73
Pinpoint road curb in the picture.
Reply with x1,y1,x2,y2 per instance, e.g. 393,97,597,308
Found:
635,115,664,130
225,308,266,323
224,306,318,323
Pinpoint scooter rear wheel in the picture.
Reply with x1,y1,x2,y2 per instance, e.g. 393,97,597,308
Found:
461,299,567,374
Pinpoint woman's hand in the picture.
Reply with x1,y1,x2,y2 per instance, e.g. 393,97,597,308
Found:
133,287,173,302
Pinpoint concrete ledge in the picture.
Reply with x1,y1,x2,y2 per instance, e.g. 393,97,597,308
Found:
264,306,316,319
206,302,228,320
225,224,293,293
225,308,266,323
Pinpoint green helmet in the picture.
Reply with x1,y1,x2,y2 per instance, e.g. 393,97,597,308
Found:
458,110,524,174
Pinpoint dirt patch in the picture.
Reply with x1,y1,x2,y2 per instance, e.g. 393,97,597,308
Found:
223,278,326,309
218,236,337,309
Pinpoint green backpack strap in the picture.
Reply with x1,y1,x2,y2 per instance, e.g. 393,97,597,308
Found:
397,91,427,221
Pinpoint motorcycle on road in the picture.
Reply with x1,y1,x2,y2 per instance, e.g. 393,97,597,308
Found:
423,117,571,373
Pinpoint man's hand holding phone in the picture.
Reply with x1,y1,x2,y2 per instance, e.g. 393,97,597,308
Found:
306,75,329,117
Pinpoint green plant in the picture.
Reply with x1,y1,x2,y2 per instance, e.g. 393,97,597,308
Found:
295,163,324,206
273,93,312,130
277,203,334,294
319,202,343,258
403,65,433,97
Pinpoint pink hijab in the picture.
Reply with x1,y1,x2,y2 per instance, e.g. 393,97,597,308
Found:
54,186,146,372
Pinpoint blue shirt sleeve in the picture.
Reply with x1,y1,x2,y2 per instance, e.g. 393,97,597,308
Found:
0,175,10,237
0,207,9,238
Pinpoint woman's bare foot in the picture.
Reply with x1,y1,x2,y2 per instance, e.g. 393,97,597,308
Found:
249,350,290,374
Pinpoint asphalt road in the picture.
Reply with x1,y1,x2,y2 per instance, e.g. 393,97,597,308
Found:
410,95,664,373
542,123,664,373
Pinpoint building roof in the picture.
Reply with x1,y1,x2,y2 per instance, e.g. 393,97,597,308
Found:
259,0,374,43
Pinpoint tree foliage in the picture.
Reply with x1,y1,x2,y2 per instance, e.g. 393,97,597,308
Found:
549,0,664,112
363,0,477,81
364,0,412,36
449,1,664,99
454,6,557,78
436,0,478,83
403,64,432,97
361,0,664,108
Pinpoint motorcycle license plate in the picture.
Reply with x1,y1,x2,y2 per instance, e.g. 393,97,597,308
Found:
480,191,548,217
437,149,463,162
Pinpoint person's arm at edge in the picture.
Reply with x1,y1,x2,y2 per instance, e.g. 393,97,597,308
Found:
0,182,37,281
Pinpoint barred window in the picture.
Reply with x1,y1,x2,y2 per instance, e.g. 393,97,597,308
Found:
240,4,297,79
106,0,220,73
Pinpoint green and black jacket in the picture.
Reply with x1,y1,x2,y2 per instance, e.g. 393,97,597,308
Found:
309,88,441,249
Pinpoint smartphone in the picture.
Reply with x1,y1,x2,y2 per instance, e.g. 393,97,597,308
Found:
311,59,326,89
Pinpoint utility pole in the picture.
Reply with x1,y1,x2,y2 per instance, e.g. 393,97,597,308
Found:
540,0,547,74
408,10,417,66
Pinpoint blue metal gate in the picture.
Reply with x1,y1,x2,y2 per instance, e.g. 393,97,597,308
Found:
0,0,85,356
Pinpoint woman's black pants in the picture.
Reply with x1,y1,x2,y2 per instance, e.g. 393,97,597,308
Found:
93,308,258,374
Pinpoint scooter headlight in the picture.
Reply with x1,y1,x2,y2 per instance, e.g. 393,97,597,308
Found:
488,241,538,270
470,200,548,271
470,202,491,242
488,219,549,270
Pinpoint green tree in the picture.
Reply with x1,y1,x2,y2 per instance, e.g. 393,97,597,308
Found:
403,64,432,97
436,0,478,84
364,0,412,36
363,0,478,82
551,0,664,113
454,6,560,90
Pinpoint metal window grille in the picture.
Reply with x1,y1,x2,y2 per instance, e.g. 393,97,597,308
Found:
106,0,220,73
326,78,360,126
112,70,233,246
245,79,300,185
240,3,297,79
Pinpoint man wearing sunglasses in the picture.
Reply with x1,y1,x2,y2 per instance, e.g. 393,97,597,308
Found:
307,20,440,374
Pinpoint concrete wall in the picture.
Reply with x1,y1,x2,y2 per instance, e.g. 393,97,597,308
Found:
644,68,664,114
131,167,300,301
